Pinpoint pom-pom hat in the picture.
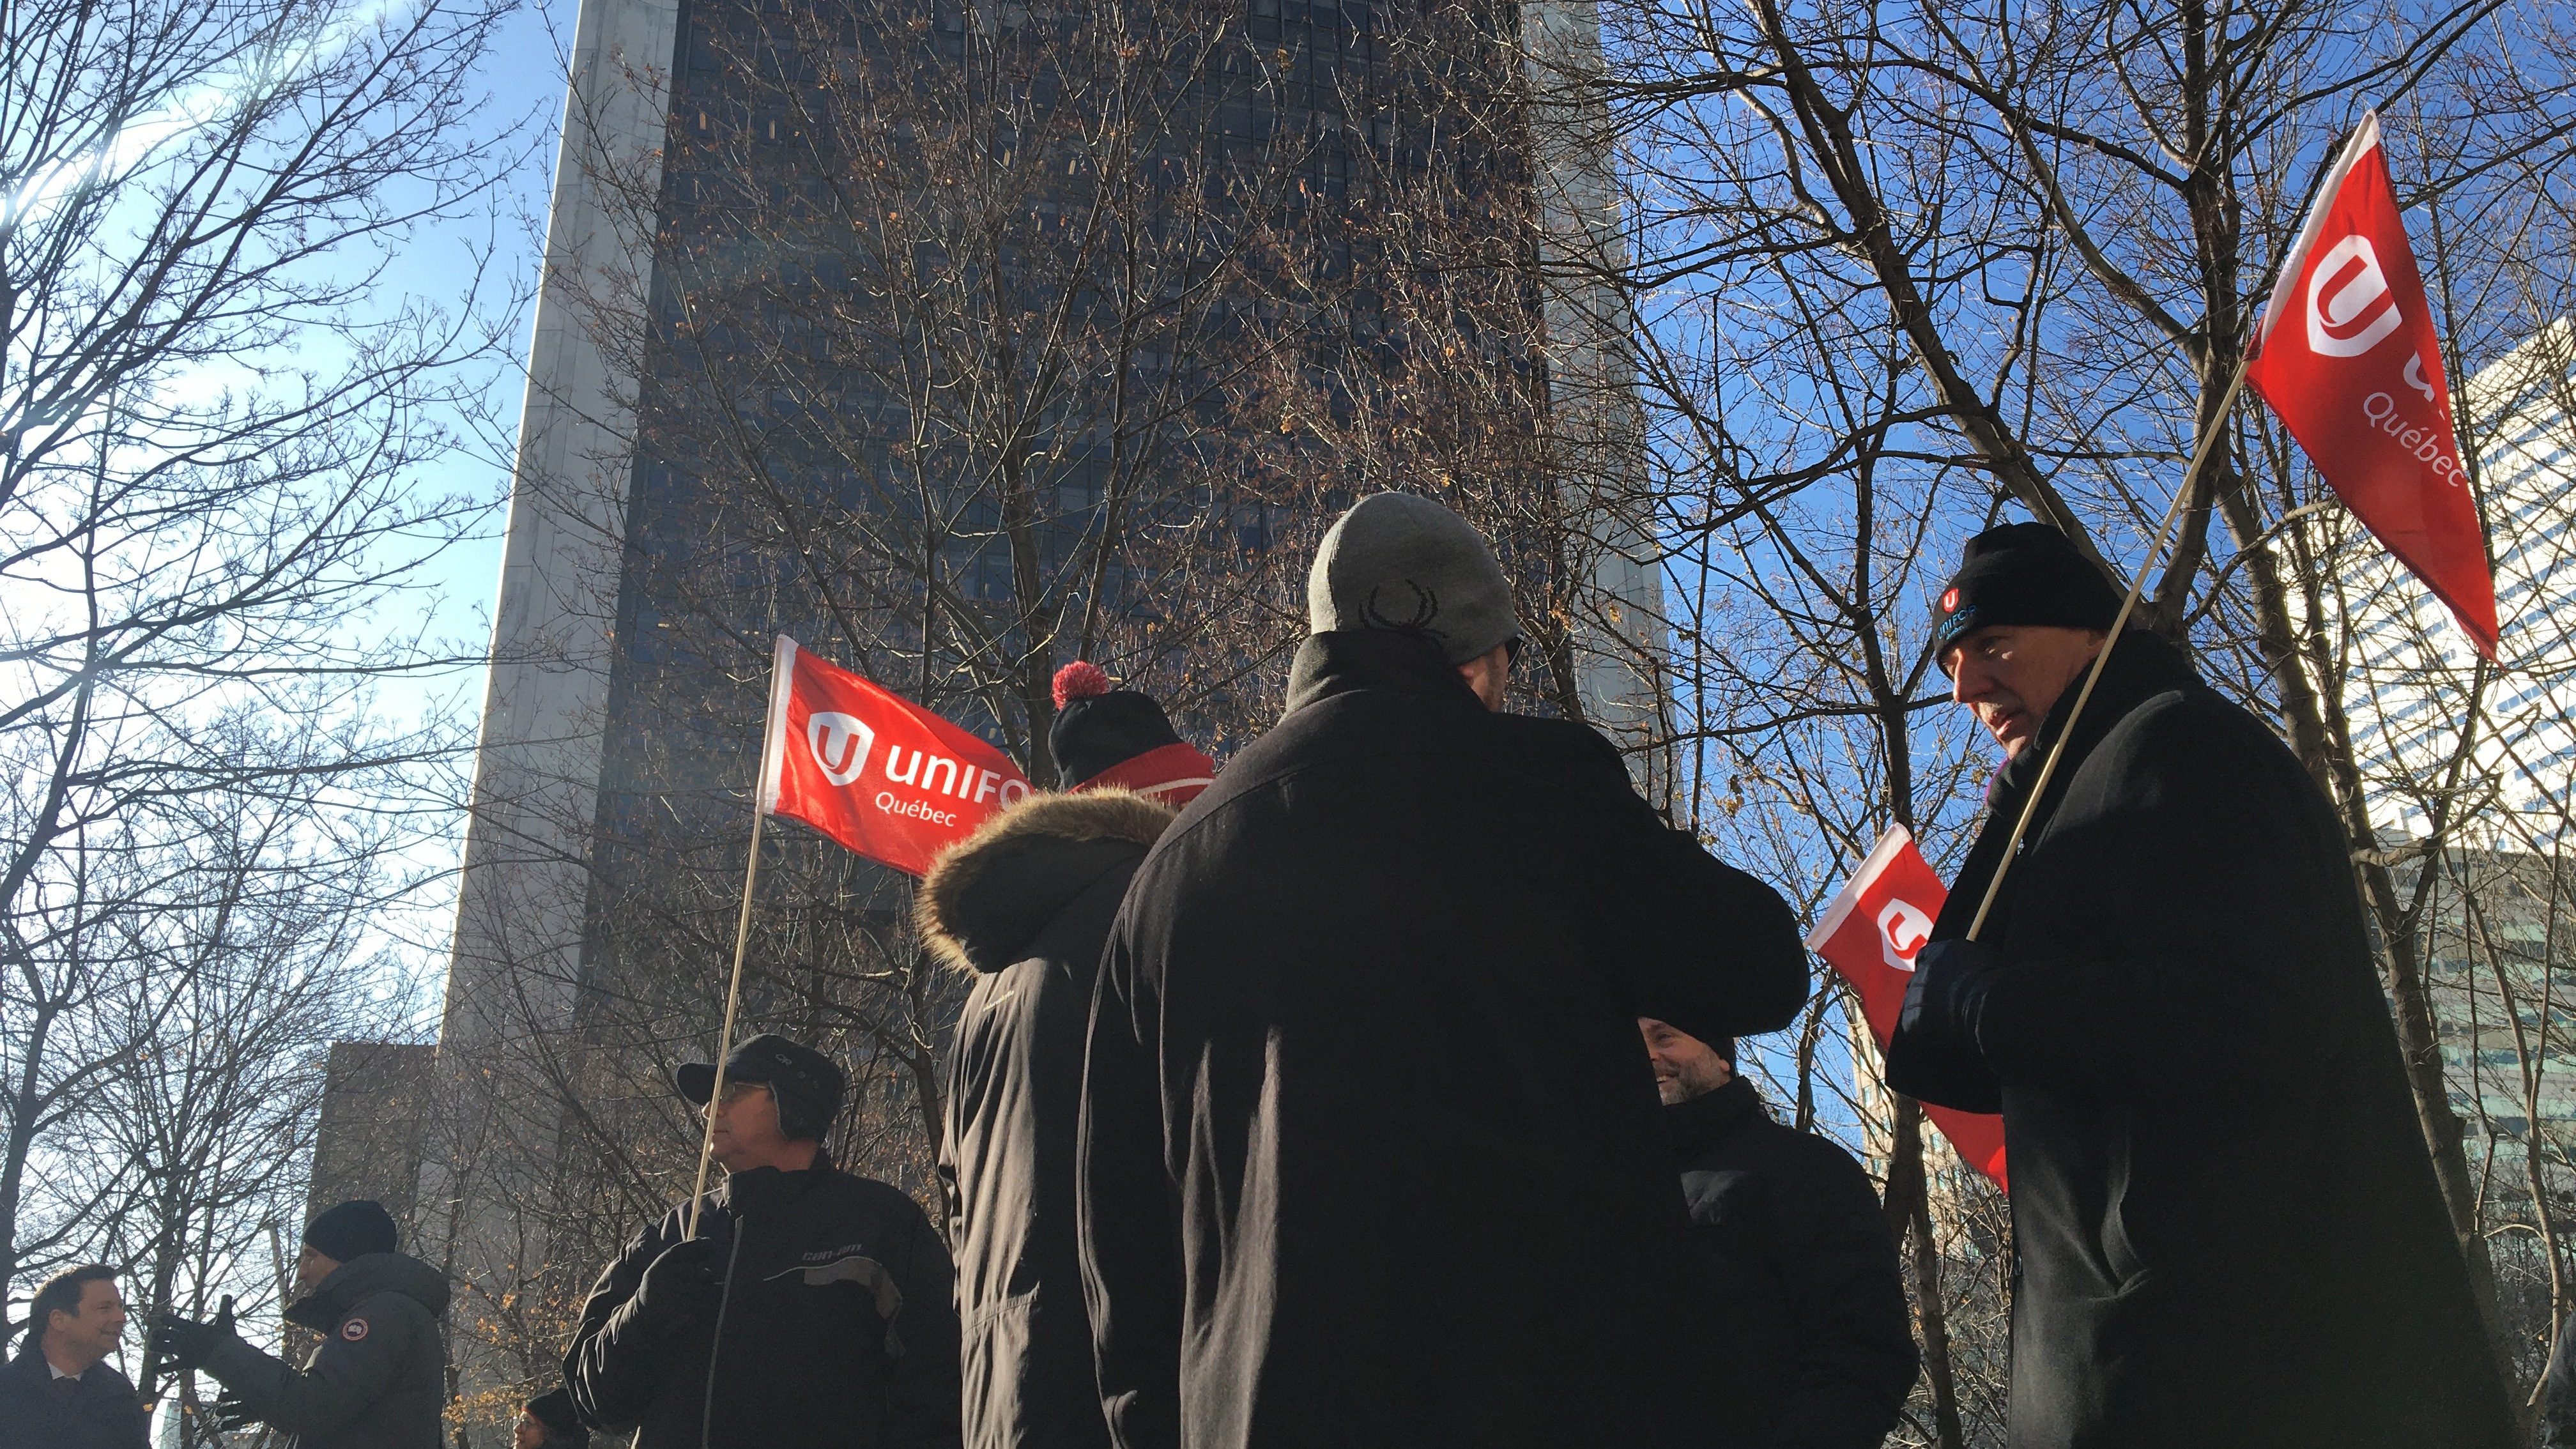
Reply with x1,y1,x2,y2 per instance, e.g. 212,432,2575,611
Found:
1050,662,1215,803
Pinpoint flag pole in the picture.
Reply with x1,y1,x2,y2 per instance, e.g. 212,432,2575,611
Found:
1965,349,2255,940
686,808,769,1239
686,641,795,1238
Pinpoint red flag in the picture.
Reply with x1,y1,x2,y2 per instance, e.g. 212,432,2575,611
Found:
2245,111,2498,657
756,636,1032,876
1805,826,2009,1191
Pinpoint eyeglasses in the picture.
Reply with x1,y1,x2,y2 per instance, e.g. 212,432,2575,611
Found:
714,1079,770,1105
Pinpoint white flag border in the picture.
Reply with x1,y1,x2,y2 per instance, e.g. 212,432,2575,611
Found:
2254,109,2384,355
756,634,799,816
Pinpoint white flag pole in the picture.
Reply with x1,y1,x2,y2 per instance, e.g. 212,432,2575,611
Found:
1961,116,2387,939
687,636,800,1238
1964,357,2254,941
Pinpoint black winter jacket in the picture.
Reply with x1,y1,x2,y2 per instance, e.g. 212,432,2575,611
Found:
565,1162,963,1449
0,1343,149,1449
1885,629,2515,1449
201,1251,450,1449
1668,1077,1916,1449
924,789,1176,1449
1078,630,1811,1449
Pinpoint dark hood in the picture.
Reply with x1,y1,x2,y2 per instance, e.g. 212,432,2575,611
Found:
284,1250,450,1331
916,788,1176,972
1282,629,1482,718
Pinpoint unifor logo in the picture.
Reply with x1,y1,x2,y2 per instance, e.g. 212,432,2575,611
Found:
1940,586,1960,613
808,711,876,787
2306,234,2404,358
1877,897,1934,973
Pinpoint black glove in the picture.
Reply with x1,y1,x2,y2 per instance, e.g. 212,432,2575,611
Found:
208,1391,260,1433
1899,938,2011,1055
149,1296,237,1375
632,1232,730,1329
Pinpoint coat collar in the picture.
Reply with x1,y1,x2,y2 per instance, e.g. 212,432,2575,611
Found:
1940,628,2201,939
914,788,1174,973
1282,630,1480,719
284,1250,450,1332
1666,1075,1765,1156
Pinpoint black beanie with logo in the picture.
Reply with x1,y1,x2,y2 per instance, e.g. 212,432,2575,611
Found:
1933,522,2123,657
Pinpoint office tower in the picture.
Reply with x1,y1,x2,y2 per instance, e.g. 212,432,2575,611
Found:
415,0,1664,1413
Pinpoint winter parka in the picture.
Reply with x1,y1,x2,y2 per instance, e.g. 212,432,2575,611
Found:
923,788,1175,1449
565,1161,963,1449
199,1251,451,1449
1885,628,2516,1449
1667,1077,1917,1449
1077,629,1811,1449
0,1342,149,1449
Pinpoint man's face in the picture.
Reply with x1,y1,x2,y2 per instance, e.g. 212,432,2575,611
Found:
1639,1018,1733,1105
514,1412,548,1449
46,1278,125,1370
1453,640,1512,711
296,1245,341,1295
707,1080,792,1172
1944,625,2108,759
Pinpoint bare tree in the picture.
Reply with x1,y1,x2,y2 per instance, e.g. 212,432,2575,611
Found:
0,0,526,1334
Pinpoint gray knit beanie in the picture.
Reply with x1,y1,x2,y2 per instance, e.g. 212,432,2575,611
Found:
1306,493,1520,664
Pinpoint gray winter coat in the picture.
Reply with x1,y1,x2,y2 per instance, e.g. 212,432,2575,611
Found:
201,1252,450,1449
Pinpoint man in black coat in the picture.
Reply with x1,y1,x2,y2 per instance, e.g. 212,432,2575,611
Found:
1642,1020,1917,1449
1886,522,2516,1449
1078,492,1811,1449
3,1264,148,1449
565,1034,962,1449
923,663,1210,1449
155,1199,452,1449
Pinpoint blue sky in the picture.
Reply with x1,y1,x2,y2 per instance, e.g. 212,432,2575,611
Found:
362,0,582,1011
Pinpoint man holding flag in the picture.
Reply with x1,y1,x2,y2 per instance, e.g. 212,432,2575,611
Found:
564,1035,962,1449
1886,523,2512,1447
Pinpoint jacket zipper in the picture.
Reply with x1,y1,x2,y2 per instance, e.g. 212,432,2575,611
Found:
700,1218,746,1449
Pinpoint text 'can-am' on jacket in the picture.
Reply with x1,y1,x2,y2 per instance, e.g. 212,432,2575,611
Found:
923,787,1177,1449
565,1161,963,1449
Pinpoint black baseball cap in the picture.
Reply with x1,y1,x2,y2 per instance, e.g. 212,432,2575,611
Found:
676,1033,847,1142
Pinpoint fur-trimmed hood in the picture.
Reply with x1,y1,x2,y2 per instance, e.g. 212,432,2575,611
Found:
916,788,1176,973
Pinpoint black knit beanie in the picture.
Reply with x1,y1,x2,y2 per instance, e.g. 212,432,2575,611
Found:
525,1388,584,1437
303,1200,398,1262
1049,663,1185,786
1933,523,2122,656
1708,1036,1737,1067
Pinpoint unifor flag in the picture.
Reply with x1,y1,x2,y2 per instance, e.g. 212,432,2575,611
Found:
2244,109,2498,658
757,636,1031,876
1806,826,2009,1191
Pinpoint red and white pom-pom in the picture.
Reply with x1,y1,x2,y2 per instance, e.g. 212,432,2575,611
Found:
1053,661,1112,709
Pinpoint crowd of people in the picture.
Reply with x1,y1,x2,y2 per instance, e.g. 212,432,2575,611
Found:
1,498,2528,1448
